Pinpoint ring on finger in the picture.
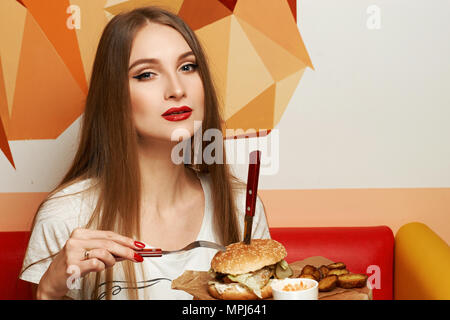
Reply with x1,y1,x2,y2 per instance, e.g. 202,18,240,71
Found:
84,249,91,260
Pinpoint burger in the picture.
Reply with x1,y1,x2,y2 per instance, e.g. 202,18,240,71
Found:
207,239,293,300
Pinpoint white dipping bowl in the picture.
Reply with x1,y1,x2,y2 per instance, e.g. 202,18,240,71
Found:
271,278,318,300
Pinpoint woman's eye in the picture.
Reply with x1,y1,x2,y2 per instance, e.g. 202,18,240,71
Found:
181,63,198,72
133,72,154,81
133,65,197,80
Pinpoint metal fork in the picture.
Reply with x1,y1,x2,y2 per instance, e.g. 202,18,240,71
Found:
137,240,226,257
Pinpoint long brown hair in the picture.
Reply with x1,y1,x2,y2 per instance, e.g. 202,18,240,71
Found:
22,6,243,300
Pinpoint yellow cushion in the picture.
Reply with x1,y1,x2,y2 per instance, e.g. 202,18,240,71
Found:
395,222,450,300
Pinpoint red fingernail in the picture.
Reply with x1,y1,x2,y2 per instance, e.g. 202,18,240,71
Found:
134,252,144,262
134,241,146,249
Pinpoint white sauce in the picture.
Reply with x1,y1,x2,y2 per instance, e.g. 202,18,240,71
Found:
212,281,247,294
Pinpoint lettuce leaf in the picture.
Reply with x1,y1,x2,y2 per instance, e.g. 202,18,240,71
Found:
226,266,274,298
228,273,263,298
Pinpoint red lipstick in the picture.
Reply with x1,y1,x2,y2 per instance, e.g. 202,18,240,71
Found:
161,106,193,121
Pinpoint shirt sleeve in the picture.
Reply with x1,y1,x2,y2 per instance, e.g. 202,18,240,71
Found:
251,195,271,240
19,194,83,300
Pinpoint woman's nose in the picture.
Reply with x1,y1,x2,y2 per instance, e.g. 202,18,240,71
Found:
164,73,186,100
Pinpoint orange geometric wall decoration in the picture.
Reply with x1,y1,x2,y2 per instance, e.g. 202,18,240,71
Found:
0,0,312,169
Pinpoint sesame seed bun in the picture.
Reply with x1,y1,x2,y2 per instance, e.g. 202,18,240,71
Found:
211,239,287,275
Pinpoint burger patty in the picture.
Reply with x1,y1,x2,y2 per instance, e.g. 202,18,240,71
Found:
248,265,275,286
213,265,275,293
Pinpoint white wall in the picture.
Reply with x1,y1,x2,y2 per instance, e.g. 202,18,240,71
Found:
2,0,449,192
232,0,450,189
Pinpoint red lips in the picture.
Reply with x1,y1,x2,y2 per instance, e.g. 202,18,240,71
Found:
161,106,192,116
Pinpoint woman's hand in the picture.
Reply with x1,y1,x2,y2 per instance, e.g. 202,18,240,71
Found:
36,228,145,300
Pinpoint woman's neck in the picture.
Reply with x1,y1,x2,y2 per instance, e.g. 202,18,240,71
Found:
137,137,196,217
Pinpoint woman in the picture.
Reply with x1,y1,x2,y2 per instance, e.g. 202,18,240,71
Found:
19,6,270,300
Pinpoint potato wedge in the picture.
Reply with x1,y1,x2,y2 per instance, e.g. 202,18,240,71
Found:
298,274,316,280
337,273,368,289
327,262,346,270
300,265,317,276
318,265,329,279
318,275,338,292
328,268,349,276
300,265,320,281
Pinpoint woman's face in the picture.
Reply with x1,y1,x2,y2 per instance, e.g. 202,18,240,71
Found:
128,22,205,143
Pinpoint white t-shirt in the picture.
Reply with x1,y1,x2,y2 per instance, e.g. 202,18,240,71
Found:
20,171,271,300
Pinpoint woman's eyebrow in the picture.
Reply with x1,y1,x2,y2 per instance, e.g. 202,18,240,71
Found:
128,51,195,71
